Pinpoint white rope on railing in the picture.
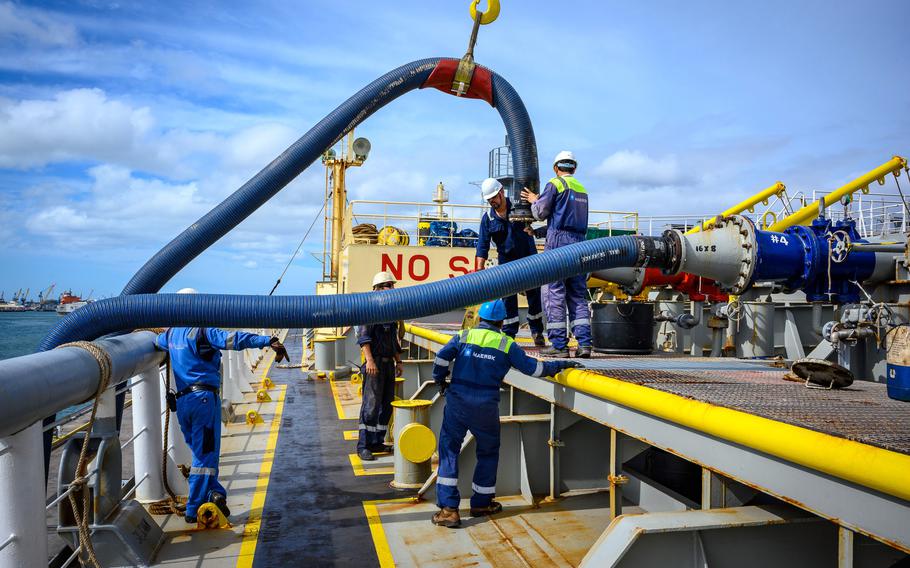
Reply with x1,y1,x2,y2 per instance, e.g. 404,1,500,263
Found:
120,426,148,450
60,544,83,568
46,484,77,511
120,473,149,502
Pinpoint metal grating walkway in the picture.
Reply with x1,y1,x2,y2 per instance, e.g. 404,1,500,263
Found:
583,364,910,456
409,323,910,456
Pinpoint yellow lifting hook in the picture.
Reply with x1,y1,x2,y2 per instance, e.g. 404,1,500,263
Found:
452,0,500,96
469,0,500,25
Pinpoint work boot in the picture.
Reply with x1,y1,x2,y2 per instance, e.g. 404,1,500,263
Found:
432,507,461,528
209,491,231,518
358,448,375,461
575,346,592,359
532,332,547,347
184,514,197,524
539,346,569,358
470,501,503,517
369,444,393,454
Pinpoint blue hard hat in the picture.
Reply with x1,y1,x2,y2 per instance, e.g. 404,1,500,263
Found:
477,300,506,322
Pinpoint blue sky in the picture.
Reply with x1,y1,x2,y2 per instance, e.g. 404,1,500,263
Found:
0,0,907,298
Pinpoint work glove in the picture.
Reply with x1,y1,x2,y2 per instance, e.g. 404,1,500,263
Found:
558,360,583,370
270,337,289,363
436,379,448,397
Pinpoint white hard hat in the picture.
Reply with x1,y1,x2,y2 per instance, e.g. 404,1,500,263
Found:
553,150,577,169
176,287,198,294
480,177,504,201
372,271,397,288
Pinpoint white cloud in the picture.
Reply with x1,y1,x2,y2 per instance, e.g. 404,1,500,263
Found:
594,150,694,188
0,88,308,182
222,123,300,173
24,165,203,246
0,88,153,168
0,2,78,47
17,160,329,281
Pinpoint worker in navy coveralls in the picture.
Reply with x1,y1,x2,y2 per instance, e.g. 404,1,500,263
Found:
155,288,288,523
430,299,578,527
522,150,592,358
356,271,404,461
475,177,546,345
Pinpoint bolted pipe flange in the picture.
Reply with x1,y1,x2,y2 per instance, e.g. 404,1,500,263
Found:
668,215,757,294
623,267,646,296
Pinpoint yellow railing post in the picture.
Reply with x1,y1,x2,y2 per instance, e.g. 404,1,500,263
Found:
687,182,786,234
767,156,907,232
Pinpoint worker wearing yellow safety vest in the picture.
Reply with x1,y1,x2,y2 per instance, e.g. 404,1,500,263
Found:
521,150,592,358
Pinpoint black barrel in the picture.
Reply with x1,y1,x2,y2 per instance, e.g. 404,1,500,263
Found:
591,301,655,354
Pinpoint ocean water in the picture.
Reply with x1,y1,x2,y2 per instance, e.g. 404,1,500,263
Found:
0,311,60,360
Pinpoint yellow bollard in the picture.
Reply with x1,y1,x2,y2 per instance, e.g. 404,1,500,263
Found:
261,377,275,389
390,399,435,489
246,410,263,425
256,389,271,402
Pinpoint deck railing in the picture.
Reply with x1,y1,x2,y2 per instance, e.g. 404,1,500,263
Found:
0,329,272,568
342,199,639,251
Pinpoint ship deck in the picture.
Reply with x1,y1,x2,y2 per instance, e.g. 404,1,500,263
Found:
98,324,909,566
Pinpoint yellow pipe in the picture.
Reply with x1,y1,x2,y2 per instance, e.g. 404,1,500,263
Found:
404,323,452,346
406,321,910,500
688,182,786,234
554,368,910,502
767,156,908,232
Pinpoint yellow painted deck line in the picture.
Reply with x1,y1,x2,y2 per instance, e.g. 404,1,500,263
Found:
329,377,348,420
344,429,358,441
348,453,394,476
235,383,287,568
363,498,414,568
329,378,360,420
259,352,275,383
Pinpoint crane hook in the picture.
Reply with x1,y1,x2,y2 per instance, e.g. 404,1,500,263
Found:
469,0,500,25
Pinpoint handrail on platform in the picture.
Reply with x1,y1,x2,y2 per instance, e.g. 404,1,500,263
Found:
688,182,786,234
402,323,910,503
767,156,907,232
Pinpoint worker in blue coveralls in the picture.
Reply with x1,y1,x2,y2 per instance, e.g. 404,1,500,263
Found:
154,288,289,524
521,150,592,358
475,177,546,346
356,271,404,462
430,300,579,528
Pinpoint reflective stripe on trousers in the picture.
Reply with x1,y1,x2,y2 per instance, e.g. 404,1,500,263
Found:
176,390,226,518
436,388,501,509
357,360,396,452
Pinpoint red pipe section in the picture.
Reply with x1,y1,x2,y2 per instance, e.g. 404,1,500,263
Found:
643,268,729,302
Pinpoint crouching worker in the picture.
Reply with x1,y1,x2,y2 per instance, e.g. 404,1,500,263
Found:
154,287,289,524
356,271,404,461
430,299,579,527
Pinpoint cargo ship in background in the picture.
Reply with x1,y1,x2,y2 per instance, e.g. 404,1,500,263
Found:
55,290,91,316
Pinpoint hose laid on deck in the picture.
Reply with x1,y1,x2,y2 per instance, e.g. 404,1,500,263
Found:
40,235,673,348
